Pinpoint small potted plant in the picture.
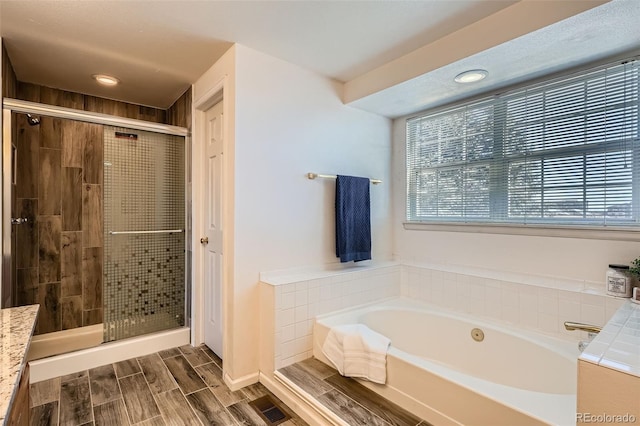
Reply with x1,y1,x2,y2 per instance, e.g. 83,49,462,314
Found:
630,257,640,286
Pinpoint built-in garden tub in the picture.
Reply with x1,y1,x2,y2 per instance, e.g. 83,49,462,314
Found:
313,297,579,426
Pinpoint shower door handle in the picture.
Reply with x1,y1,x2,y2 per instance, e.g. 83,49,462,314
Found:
200,237,209,245
11,217,28,225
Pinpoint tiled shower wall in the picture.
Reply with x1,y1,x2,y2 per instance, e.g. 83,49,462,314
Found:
13,114,104,334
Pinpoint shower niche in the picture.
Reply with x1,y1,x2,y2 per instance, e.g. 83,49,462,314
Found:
3,107,187,357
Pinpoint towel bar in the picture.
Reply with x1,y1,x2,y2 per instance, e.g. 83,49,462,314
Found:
306,172,382,185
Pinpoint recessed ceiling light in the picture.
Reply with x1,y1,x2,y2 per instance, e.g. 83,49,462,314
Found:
93,74,120,86
454,69,488,84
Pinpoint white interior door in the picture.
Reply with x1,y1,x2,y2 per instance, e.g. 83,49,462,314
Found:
203,100,224,357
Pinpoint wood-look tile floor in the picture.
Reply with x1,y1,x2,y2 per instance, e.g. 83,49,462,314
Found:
30,345,308,426
279,358,432,426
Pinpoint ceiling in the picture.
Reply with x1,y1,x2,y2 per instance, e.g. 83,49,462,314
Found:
0,1,637,117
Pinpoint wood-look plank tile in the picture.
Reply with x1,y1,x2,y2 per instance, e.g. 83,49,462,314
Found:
17,82,41,102
279,364,333,397
133,416,166,426
60,370,88,383
82,247,102,310
317,389,390,426
185,388,237,426
227,400,268,426
30,377,60,407
124,104,141,121
62,168,83,231
194,363,244,407
31,401,59,426
83,124,103,184
39,148,61,215
61,120,84,168
94,399,130,426
83,96,104,114
60,90,85,110
114,359,141,378
119,373,160,424
298,358,336,380
324,374,422,426
40,117,62,149
16,267,38,306
82,184,103,247
16,114,39,199
157,348,180,359
83,308,103,326
89,364,121,406
163,355,206,395
178,345,212,368
16,198,38,269
154,388,200,426
61,232,82,297
200,345,223,368
61,295,83,330
240,383,269,402
36,282,61,334
60,376,93,425
38,215,61,283
281,418,309,426
137,353,177,394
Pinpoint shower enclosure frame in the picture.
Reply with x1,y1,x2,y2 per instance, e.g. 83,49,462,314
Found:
1,98,192,336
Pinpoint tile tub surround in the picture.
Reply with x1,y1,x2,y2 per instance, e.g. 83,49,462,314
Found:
580,300,640,376
260,262,401,370
402,263,625,342
261,261,626,375
0,305,39,424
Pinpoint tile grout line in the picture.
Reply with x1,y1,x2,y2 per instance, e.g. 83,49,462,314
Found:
86,370,96,425
138,361,170,425
113,361,133,426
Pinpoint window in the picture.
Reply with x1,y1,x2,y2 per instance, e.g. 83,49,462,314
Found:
406,59,640,227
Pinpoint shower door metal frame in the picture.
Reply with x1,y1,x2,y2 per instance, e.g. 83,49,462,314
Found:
1,98,191,327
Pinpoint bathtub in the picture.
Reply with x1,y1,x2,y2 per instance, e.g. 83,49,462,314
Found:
312,297,579,426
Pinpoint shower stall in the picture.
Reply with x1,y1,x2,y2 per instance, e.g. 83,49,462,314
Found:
1,99,190,360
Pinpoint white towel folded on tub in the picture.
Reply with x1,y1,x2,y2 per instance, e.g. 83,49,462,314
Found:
321,324,390,384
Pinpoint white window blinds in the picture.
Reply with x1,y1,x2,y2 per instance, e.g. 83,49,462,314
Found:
406,59,639,226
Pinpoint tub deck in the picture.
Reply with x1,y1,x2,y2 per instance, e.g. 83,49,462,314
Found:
277,358,430,426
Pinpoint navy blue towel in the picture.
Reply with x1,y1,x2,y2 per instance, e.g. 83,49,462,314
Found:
335,175,371,263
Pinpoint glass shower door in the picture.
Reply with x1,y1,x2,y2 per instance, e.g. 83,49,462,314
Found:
103,126,185,341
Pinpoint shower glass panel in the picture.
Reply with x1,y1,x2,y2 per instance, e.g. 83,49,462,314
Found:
103,126,185,342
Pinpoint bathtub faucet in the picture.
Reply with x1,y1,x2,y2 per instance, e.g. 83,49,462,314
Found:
564,321,602,334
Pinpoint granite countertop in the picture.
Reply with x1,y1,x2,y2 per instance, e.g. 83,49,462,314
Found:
580,300,640,377
0,305,39,424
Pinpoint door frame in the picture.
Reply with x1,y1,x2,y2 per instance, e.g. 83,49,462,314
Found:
192,76,230,368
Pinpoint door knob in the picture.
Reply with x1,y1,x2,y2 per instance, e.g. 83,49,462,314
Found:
200,237,209,245
11,218,28,225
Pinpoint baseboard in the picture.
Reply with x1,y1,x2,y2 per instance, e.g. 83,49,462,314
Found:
272,370,349,426
30,327,190,383
223,370,259,392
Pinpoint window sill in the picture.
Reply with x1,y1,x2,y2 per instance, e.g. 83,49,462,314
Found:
402,221,640,241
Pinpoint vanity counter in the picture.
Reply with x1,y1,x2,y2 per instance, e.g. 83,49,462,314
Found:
0,305,38,424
